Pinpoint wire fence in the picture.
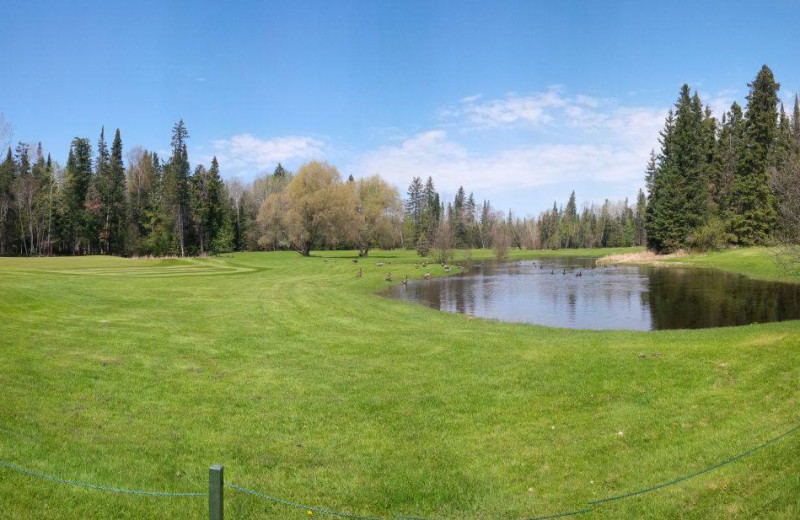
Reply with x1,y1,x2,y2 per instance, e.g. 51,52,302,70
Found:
1,419,798,519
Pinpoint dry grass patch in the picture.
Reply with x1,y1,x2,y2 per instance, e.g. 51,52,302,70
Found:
596,250,688,266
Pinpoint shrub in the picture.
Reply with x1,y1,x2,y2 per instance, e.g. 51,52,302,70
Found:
687,217,732,252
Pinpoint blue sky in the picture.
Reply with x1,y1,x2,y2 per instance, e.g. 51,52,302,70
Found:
2,0,799,214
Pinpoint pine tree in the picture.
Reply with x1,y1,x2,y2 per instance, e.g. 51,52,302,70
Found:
207,157,224,248
646,109,682,252
634,188,647,246
0,148,15,254
792,95,800,155
92,127,109,251
190,164,209,254
404,177,424,244
645,86,713,252
712,103,744,216
163,120,190,256
103,129,127,254
453,186,467,247
63,138,93,253
729,65,779,245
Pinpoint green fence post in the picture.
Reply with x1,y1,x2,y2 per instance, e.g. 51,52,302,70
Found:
209,464,223,520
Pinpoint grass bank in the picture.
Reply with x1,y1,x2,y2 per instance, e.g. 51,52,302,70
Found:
0,247,798,519
598,247,796,283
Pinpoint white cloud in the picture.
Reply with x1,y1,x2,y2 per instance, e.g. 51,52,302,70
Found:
353,90,666,199
706,89,739,120
210,134,325,175
441,87,568,129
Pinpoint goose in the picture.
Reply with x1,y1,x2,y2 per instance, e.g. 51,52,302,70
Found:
376,261,384,267
401,275,409,286
385,272,392,282
423,272,431,280
355,267,363,279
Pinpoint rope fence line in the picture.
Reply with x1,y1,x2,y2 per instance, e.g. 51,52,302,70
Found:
226,483,385,520
525,507,593,520
588,420,800,506
0,460,205,497
1,419,799,518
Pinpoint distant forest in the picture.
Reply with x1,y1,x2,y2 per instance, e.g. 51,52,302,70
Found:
0,65,797,258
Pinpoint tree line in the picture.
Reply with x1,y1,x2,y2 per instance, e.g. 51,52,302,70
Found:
0,120,231,256
3,64,796,258
0,116,651,259
645,65,800,252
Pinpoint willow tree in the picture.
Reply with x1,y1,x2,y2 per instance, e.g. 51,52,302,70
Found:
257,161,357,256
355,175,402,256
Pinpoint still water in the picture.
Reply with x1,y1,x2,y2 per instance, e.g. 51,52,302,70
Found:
387,258,800,330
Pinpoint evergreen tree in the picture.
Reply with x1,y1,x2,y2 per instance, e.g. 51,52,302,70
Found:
646,109,682,251
729,65,779,245
792,95,800,155
453,186,467,247
63,138,93,253
101,129,127,254
646,86,712,252
163,120,190,256
0,148,15,254
634,188,647,246
404,177,424,244
711,103,744,215
273,163,287,178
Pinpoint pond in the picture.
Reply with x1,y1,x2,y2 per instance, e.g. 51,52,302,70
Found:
386,257,800,330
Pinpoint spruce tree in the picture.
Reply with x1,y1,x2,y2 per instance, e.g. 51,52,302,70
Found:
163,120,190,256
645,86,713,252
634,188,647,246
104,129,126,254
711,104,743,216
729,65,779,245
404,177,424,244
0,148,15,254
63,138,93,253
792,95,800,155
646,109,682,252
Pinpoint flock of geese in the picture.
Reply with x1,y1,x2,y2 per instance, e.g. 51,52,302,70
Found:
352,259,604,284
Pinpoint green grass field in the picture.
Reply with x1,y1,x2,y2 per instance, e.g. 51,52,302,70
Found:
1,247,799,519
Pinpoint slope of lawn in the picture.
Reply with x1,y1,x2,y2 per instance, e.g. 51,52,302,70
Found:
660,247,795,282
0,247,798,519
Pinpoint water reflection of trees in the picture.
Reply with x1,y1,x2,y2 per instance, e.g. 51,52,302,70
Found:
400,260,800,330
646,269,800,329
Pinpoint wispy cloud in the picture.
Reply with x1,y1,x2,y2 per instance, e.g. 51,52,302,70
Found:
209,134,325,175
354,89,666,199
